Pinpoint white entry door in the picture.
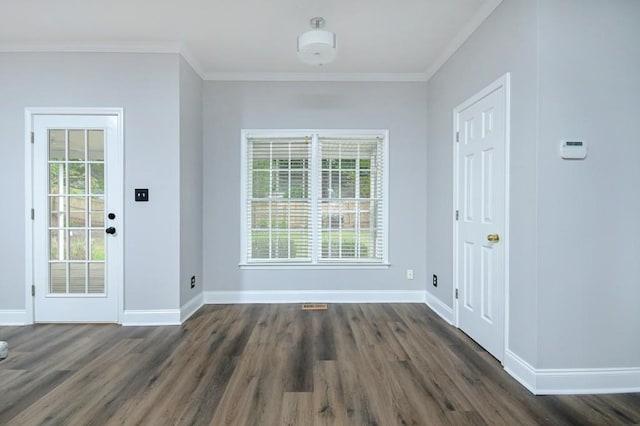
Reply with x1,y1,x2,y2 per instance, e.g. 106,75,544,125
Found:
32,113,123,322
455,75,509,361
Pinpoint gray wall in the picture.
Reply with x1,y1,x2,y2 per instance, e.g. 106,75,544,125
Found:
426,0,540,365
203,81,427,294
0,52,181,312
179,57,204,307
536,0,640,368
427,0,640,370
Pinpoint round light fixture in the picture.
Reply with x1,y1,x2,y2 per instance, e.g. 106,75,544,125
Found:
297,17,337,66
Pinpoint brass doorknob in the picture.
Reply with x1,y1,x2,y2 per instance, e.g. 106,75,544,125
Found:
487,234,500,243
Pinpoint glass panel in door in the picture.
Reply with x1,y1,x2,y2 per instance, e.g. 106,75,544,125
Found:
48,129,105,295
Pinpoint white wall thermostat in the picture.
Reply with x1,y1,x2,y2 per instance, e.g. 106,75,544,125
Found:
560,139,587,159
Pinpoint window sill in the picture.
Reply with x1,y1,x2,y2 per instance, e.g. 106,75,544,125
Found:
238,262,391,270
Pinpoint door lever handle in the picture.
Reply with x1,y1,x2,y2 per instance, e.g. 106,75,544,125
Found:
105,227,116,235
487,234,500,243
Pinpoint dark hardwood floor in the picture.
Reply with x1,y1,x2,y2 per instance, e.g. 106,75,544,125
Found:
0,304,638,425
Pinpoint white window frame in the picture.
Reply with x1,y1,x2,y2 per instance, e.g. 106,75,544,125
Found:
240,129,389,269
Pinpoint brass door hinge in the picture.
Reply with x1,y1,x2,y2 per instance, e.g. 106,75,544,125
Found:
31,208,35,220
455,210,459,221
455,289,459,299
456,132,459,143
32,285,35,297
31,132,34,144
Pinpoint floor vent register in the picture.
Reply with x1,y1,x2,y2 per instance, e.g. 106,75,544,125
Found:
301,303,328,311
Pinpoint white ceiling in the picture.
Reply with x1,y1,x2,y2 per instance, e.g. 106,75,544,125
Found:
0,0,502,80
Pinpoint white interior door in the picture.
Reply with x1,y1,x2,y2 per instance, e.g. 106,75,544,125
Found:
455,76,509,361
32,113,122,322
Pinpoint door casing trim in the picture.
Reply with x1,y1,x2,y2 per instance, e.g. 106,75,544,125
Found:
452,73,511,361
24,107,124,324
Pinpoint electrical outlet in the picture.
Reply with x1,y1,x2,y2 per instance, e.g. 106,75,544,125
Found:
406,269,414,280
433,274,438,287
135,188,149,202
190,275,196,289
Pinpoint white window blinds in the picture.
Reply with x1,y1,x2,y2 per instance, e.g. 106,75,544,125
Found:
318,137,385,262
243,131,388,266
246,137,312,261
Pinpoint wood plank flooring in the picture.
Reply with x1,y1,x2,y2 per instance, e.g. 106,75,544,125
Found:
1,304,639,425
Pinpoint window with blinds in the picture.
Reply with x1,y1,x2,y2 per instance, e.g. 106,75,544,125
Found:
246,137,312,261
319,137,384,262
242,131,388,266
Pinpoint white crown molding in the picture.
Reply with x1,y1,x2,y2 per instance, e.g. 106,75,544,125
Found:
0,42,422,82
203,72,427,82
0,41,182,54
177,46,206,79
425,0,504,81
0,0,501,85
0,41,206,80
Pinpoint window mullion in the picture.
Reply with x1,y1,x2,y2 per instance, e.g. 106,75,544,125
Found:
245,140,251,261
84,129,89,294
371,151,376,259
288,142,292,259
376,141,383,260
355,143,361,258
268,142,273,259
65,129,70,294
338,143,342,259
310,133,319,263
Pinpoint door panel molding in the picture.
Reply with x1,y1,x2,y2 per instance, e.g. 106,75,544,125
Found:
25,107,124,324
452,73,510,361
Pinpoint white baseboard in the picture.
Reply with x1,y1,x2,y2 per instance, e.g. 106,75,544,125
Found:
504,349,640,395
424,291,454,325
121,309,181,326
535,367,640,395
203,290,426,305
0,309,28,325
504,349,538,394
180,293,204,323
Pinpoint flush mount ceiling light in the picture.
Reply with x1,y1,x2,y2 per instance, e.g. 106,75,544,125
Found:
297,17,337,66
